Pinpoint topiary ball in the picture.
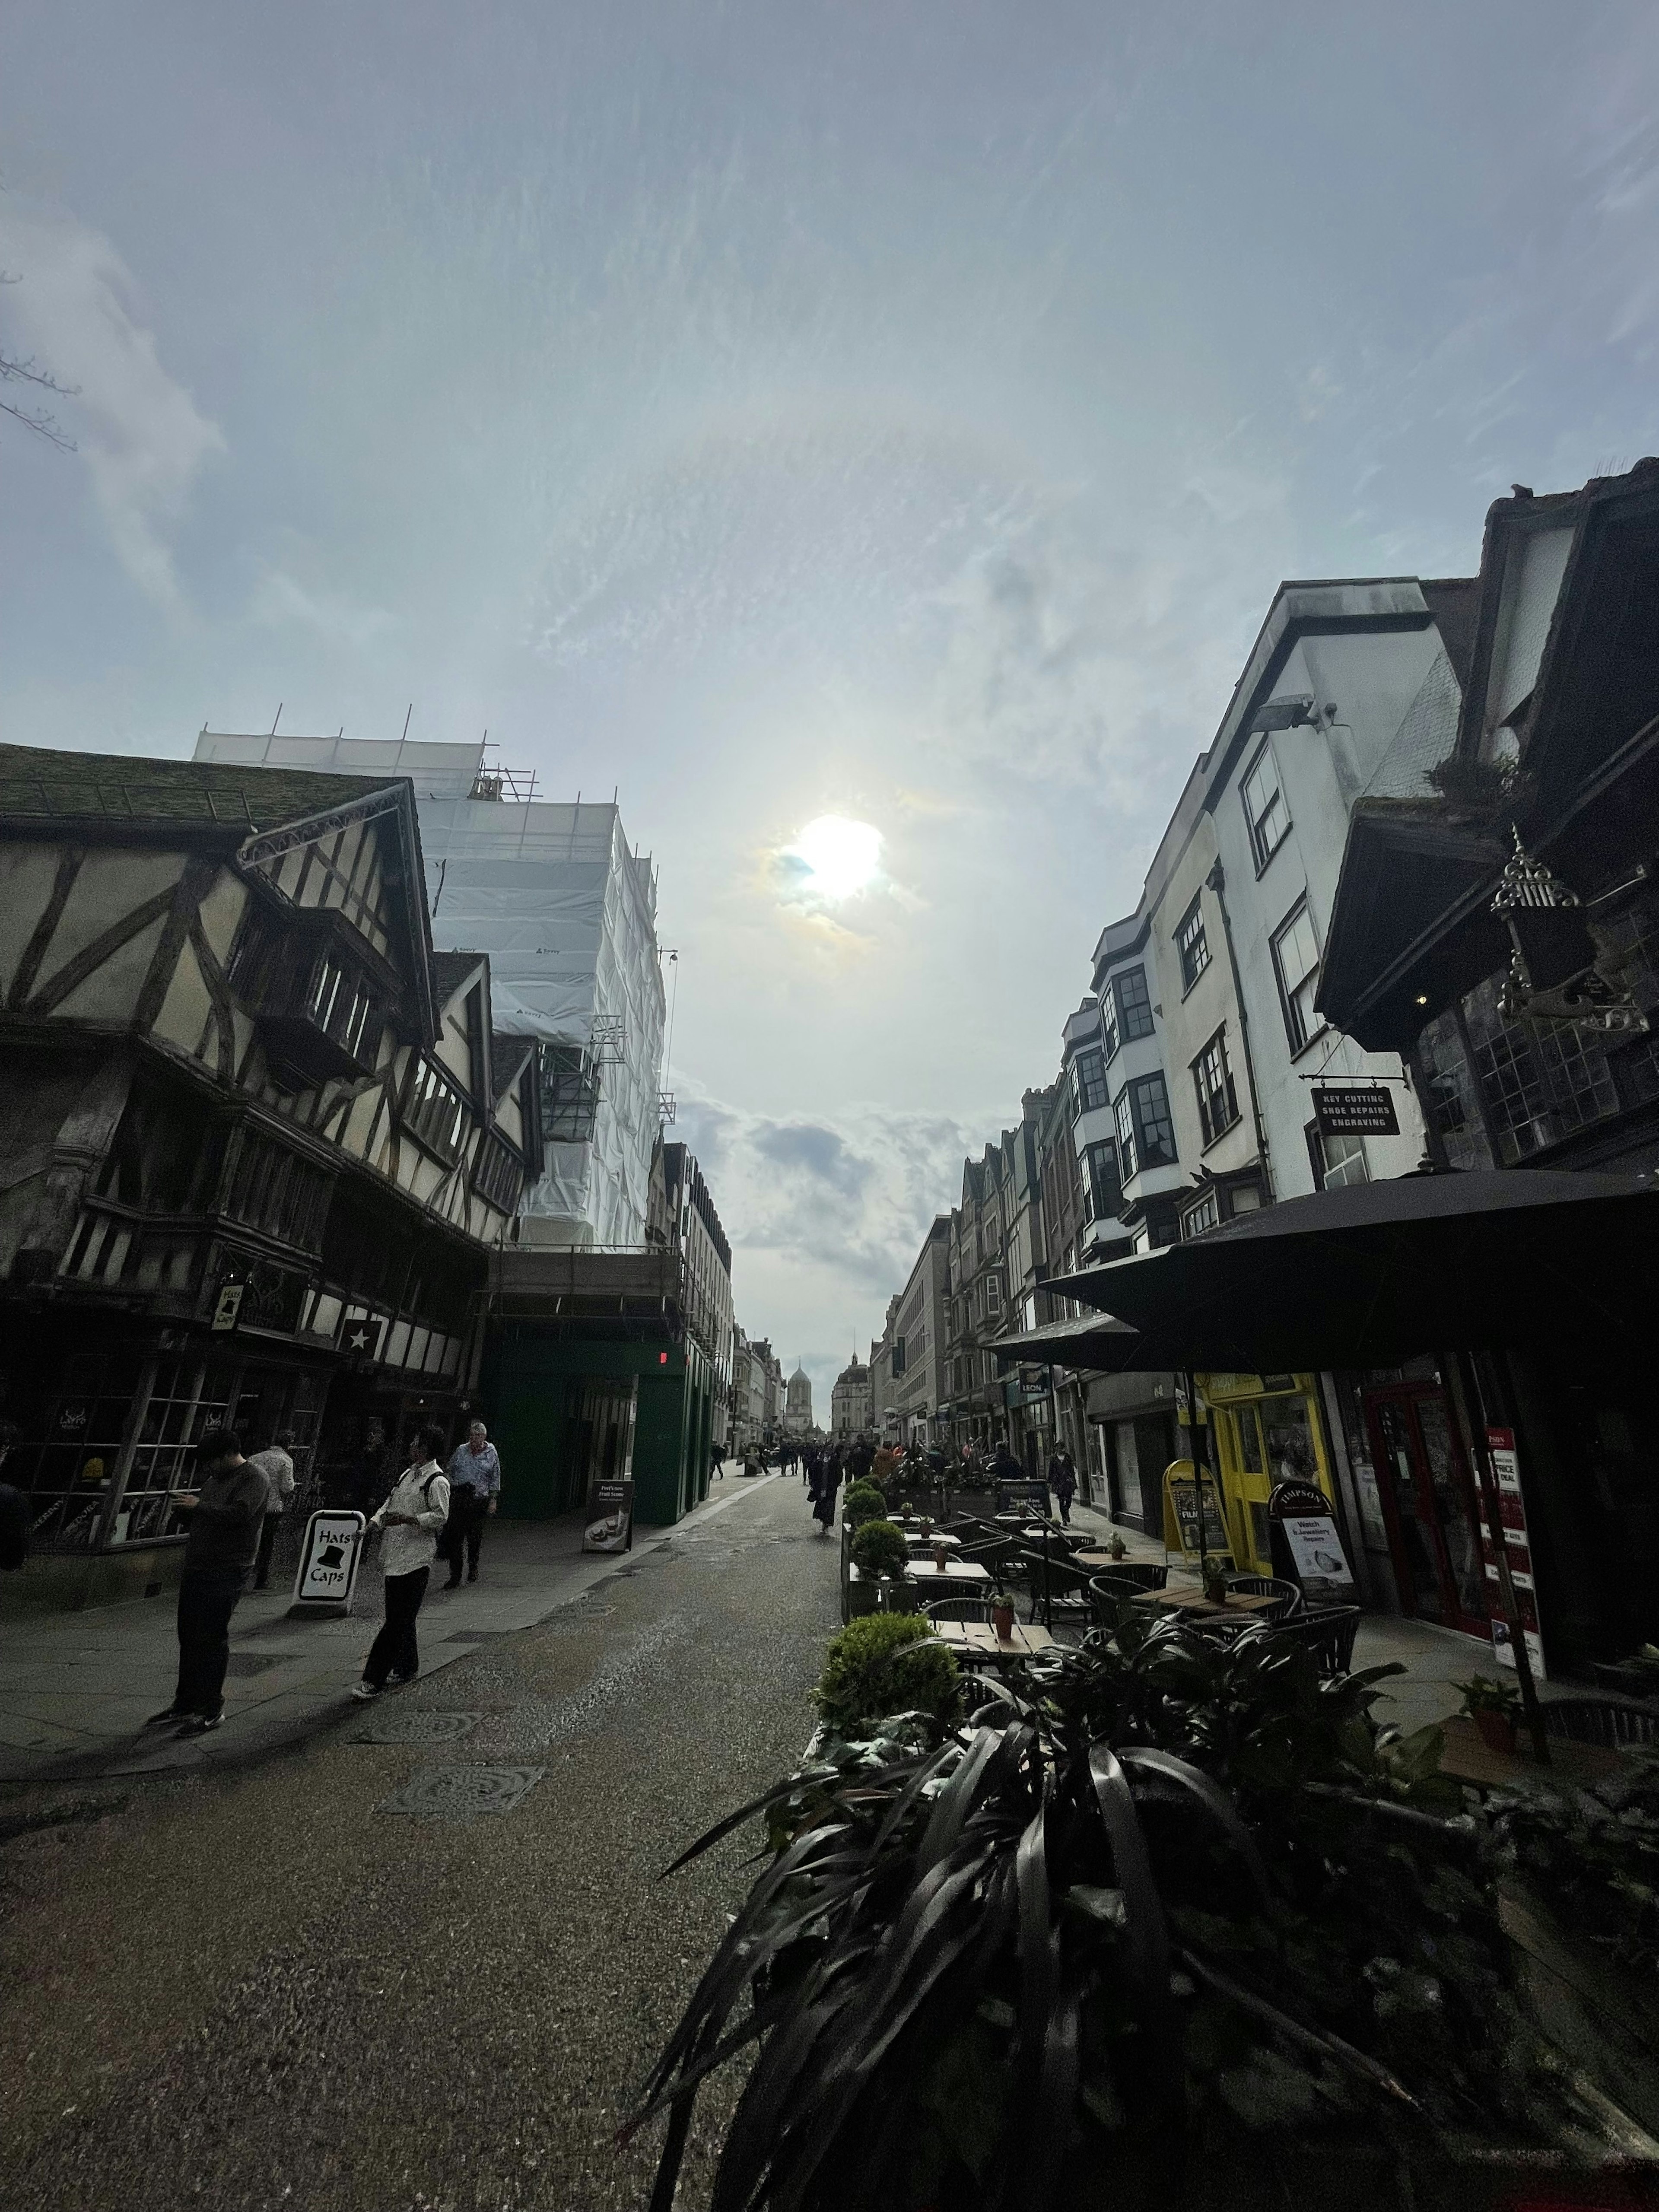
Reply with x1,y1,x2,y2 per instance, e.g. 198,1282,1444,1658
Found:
850,1518,910,1581
842,1482,887,1530
812,1612,960,1739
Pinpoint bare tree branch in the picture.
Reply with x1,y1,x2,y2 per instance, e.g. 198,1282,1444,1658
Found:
0,270,79,451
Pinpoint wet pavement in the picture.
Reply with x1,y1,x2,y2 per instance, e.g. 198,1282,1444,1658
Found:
0,1472,840,2212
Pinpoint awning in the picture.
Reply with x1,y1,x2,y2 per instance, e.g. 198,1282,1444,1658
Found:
997,1169,1659,1375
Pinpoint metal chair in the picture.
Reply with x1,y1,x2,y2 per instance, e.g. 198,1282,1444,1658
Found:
925,1594,998,1625
1022,1548,1096,1628
1264,1605,1361,1674
1087,1572,1149,1632
1096,1560,1168,1591
1540,1697,1659,1748
1227,1574,1302,1623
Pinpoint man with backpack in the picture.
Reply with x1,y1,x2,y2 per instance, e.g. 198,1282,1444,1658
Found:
353,1424,449,1701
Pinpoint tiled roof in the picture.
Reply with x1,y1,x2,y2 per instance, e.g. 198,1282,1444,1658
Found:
0,743,397,834
430,949,487,1001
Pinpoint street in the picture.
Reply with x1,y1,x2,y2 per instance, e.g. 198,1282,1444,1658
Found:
0,1474,837,2212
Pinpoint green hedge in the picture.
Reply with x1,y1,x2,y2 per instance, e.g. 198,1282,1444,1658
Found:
841,1482,887,1530
813,1613,960,1739
850,1518,909,1580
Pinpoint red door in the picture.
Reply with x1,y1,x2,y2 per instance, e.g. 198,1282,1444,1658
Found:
1365,1386,1489,1636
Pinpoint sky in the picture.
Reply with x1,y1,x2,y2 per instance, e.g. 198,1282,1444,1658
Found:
5,3,1659,1409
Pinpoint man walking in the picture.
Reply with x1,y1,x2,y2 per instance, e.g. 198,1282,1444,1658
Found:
1049,1446,1078,1526
248,1430,297,1590
442,1419,500,1586
355,1424,449,1700
144,1428,268,1736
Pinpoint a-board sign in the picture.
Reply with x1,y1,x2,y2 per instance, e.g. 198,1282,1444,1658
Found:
996,1480,1051,1520
583,1478,635,1554
291,1510,366,1612
1481,1426,1546,1679
1311,1085,1399,1138
1162,1460,1233,1563
1268,1479,1355,1604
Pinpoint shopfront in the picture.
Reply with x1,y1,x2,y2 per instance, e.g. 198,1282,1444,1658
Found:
1197,1372,1341,1577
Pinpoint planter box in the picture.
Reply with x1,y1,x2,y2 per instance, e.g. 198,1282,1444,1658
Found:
844,1565,879,1620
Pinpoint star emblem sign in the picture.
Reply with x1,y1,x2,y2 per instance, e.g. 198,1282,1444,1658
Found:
348,1326,372,1352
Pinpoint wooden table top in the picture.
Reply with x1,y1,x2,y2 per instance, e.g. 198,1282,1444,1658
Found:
902,1529,962,1550
1074,1551,1141,1570
931,1621,1057,1659
1136,1586,1282,1618
1438,1713,1624,1788
903,1558,993,1584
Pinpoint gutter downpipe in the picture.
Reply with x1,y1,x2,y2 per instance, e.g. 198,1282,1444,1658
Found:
1206,858,1274,1203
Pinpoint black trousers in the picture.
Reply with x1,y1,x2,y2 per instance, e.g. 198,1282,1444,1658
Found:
443,1489,488,1581
365,1567,429,1687
173,1567,247,1718
253,1513,283,1590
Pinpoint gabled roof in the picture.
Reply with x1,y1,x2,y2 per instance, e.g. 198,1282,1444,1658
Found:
0,744,395,836
489,1033,535,1098
431,950,488,1004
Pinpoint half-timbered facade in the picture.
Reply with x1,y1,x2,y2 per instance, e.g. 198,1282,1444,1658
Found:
0,746,541,1609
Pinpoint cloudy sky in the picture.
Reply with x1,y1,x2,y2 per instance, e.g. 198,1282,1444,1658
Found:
5,3,1659,1404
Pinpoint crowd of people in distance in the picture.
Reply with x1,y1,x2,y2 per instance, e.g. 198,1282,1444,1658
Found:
708,1428,1081,1533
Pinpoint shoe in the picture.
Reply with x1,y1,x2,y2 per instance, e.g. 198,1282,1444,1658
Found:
352,1681,382,1701
442,1579,461,1591
178,1712,222,1735
143,1706,189,1728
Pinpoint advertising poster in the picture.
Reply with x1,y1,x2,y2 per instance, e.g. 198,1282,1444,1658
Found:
584,1478,635,1554
1268,1480,1356,1606
1480,1427,1546,1678
291,1510,366,1611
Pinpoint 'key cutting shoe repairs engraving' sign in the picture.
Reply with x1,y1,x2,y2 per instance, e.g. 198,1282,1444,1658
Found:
291,1510,367,1611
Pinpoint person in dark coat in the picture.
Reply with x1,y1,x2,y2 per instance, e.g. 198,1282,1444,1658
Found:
1048,1448,1078,1526
809,1450,840,1536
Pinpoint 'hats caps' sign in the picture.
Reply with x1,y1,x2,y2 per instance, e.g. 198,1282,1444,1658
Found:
292,1510,367,1610
1311,1086,1399,1138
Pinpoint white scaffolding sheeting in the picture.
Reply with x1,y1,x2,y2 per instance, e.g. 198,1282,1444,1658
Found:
192,733,667,1247
421,798,665,1246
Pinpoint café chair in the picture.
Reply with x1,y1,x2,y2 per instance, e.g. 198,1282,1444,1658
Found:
1227,1574,1302,1623
1540,1697,1659,1749
924,1594,998,1625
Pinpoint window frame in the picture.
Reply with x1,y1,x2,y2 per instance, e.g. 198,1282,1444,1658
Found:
1181,1186,1221,1239
1175,895,1211,995
1072,1046,1109,1117
1113,965,1156,1044
1128,1071,1178,1173
1241,741,1291,874
1305,1118,1369,1191
1271,896,1325,1056
1082,1138,1121,1224
1191,1026,1240,1150
1113,1087,1137,1182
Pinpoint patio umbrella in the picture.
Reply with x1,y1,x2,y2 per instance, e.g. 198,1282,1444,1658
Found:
1023,1168,1659,1376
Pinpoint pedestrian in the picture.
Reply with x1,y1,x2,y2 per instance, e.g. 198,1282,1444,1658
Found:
809,1449,839,1536
143,1428,269,1736
248,1430,298,1590
0,1421,27,1580
354,1424,450,1701
441,1419,500,1586
711,1440,727,1480
1049,1447,1077,1526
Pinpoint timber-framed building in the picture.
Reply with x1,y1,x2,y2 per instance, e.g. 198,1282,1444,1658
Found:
0,746,541,1609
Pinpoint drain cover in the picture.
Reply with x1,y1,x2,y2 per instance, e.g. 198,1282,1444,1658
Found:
377,1764,545,1822
353,1710,479,1746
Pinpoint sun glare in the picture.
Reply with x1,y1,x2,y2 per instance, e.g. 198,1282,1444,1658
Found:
785,815,882,902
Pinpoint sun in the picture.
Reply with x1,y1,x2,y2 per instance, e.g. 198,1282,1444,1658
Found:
784,815,882,902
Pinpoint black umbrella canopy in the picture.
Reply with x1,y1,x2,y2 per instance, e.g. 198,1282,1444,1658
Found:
988,1312,1140,1372
1040,1169,1659,1375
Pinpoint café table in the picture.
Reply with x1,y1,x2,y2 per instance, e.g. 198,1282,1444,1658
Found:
903,1558,993,1590
1074,1550,1138,1571
1134,1586,1283,1622
902,1529,961,1551
930,1620,1056,1663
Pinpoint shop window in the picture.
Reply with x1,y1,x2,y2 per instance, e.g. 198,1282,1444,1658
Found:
403,1056,471,1163
1242,743,1290,872
1072,1047,1108,1116
96,1079,226,1215
1176,896,1211,992
304,951,382,1067
1271,900,1323,1054
1414,1012,1494,1171
1083,1138,1120,1224
1305,1120,1369,1190
1114,1087,1137,1181
1459,972,1621,1163
1259,1394,1318,1484
1192,1028,1239,1147
471,1128,525,1213
225,1128,333,1251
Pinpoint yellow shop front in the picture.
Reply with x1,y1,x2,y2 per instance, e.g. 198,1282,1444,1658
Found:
1195,1373,1338,1576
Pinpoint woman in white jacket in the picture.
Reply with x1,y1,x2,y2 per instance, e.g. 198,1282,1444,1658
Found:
354,1424,450,1700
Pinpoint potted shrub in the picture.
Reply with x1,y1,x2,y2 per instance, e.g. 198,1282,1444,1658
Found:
990,1592,1017,1644
1201,1552,1230,1605
1106,1530,1128,1562
809,1612,960,1742
841,1481,886,1532
849,1517,910,1587
1456,1672,1523,1754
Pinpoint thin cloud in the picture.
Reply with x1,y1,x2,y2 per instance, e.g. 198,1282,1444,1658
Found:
0,206,223,611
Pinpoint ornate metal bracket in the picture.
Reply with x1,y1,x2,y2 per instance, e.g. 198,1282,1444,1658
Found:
1490,827,1646,1033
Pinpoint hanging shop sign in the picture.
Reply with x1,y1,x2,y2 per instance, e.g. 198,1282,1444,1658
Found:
583,1478,635,1554
1311,1085,1399,1139
1490,830,1645,1033
210,1280,245,1333
290,1510,366,1613
1268,1478,1356,1606
337,1312,385,1362
1480,1426,1547,1680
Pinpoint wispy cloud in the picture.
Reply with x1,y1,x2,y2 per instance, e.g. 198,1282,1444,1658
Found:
0,206,223,611
248,563,399,647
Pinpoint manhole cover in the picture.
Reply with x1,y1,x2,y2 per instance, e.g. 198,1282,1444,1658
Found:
376,1765,545,1822
353,1710,479,1746
225,1653,285,1677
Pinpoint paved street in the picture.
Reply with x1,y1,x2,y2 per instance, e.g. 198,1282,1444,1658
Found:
0,1473,840,2212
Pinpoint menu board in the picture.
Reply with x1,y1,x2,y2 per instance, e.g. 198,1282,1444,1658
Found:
583,1478,635,1554
1268,1481,1355,1607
